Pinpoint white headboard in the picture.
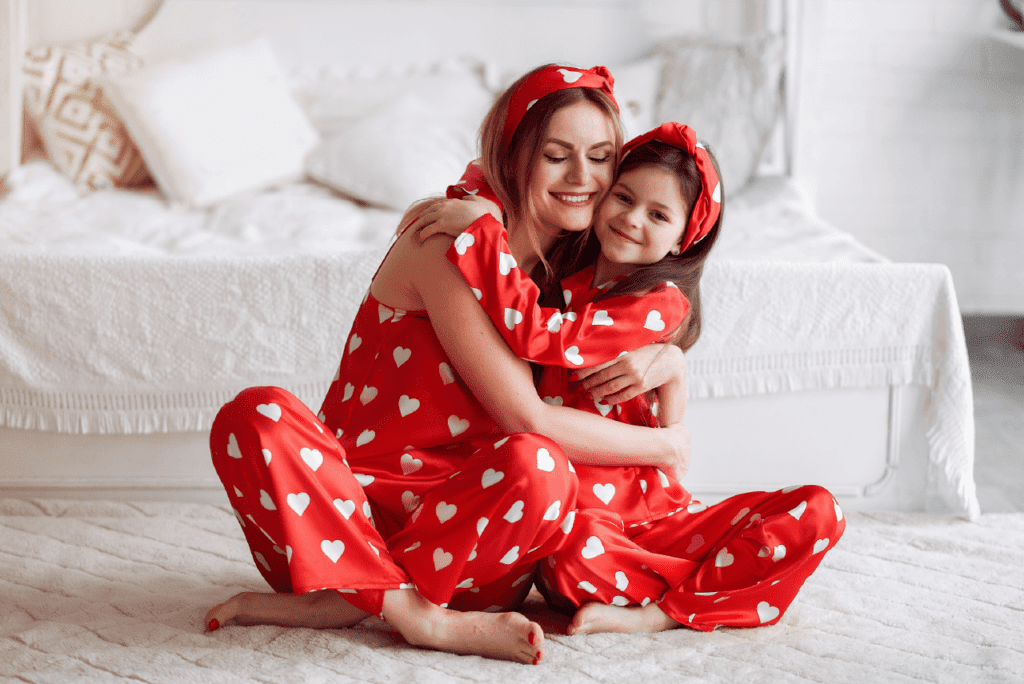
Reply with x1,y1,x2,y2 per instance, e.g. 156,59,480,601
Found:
2,0,804,179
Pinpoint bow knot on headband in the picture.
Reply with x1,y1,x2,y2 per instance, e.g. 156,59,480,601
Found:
501,65,618,154
622,122,721,253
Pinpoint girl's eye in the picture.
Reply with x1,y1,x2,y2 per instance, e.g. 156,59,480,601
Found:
614,192,632,204
651,211,668,222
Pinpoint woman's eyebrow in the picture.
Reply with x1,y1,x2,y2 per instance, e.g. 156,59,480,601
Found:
545,138,615,151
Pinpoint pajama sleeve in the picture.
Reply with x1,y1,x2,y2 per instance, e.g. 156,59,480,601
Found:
446,160,503,208
446,215,690,369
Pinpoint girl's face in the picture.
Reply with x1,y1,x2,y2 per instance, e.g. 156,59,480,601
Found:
594,165,690,274
527,100,617,237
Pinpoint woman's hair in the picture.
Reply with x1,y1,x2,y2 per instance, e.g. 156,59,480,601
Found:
478,65,624,282
542,139,725,352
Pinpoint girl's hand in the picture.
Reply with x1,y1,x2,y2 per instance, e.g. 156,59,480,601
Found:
577,343,686,404
406,196,503,244
660,421,690,482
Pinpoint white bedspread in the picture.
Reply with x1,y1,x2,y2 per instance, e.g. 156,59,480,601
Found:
0,168,978,517
2,499,1020,683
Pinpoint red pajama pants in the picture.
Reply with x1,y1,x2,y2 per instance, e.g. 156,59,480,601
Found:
212,385,577,617
537,485,845,630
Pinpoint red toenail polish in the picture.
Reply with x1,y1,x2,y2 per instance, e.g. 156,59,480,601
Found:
208,618,220,632
528,632,535,645
536,651,541,659
532,658,538,665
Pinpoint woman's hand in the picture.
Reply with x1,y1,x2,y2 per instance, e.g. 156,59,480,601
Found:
405,196,503,244
659,421,691,482
577,343,686,404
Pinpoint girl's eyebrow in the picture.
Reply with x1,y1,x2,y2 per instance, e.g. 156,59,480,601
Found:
616,180,675,214
546,138,616,152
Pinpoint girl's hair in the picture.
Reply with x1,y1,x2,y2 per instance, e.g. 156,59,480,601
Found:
478,65,624,282
542,139,725,352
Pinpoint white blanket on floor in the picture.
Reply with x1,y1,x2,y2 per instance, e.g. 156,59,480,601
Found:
1,500,1019,683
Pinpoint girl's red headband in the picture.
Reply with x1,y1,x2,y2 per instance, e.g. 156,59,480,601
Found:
622,122,721,253
501,65,618,154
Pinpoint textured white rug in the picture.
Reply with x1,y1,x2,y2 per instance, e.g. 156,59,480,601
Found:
2,499,1021,684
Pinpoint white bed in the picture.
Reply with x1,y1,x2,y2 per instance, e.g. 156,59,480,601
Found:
0,0,978,520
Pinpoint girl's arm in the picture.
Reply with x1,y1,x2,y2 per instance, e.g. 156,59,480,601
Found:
410,235,690,473
446,215,688,369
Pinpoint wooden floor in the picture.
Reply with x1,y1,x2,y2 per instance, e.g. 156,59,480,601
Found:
964,315,1024,513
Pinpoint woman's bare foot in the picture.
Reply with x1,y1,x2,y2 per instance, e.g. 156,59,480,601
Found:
383,589,545,665
568,601,681,635
204,590,368,631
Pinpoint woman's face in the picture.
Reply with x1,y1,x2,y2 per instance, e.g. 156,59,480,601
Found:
527,100,617,236
594,165,690,272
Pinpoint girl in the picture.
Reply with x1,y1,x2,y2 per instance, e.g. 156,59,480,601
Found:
436,122,846,635
202,65,690,665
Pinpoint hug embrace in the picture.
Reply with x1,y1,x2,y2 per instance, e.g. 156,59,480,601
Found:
204,63,845,664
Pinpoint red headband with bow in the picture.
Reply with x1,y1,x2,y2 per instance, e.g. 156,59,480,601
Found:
622,122,721,253
501,65,618,154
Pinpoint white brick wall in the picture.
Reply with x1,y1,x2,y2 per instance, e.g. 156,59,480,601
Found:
795,0,1024,313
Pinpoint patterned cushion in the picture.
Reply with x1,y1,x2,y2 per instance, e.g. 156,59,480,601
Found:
23,33,150,190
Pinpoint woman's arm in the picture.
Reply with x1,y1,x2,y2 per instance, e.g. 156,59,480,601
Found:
409,236,689,472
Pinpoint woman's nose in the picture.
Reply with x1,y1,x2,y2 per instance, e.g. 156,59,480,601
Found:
565,155,590,186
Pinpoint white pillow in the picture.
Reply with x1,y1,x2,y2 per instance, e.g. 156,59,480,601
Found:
305,94,474,211
103,37,320,208
608,57,661,140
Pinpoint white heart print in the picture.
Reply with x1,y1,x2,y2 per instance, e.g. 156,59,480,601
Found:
259,489,277,510
227,433,243,459
581,536,605,559
401,490,420,513
578,581,598,594
398,395,420,417
255,403,282,422
233,486,243,498
393,346,411,367
730,507,751,525
813,538,830,554
564,346,584,366
715,547,735,568
712,181,721,203
438,362,456,385
454,231,475,255
319,540,344,565
342,383,354,401
592,310,614,326
543,500,561,521
788,500,808,520
558,68,583,83
644,310,666,331
561,510,576,534
334,499,356,519
757,601,780,623
436,501,457,523
262,448,272,465
378,304,393,324
400,453,423,474
499,546,520,565
504,308,524,330
300,447,323,471
615,571,629,591
359,386,378,405
686,534,705,554
348,334,361,353
504,500,525,523
593,483,615,505
546,312,563,333
498,252,517,275
481,468,504,488
286,492,309,516
354,473,375,486
476,517,488,535
448,415,470,437
536,448,555,472
543,396,563,406
356,430,375,447
433,547,453,571
611,596,629,607
254,551,270,572
594,397,612,417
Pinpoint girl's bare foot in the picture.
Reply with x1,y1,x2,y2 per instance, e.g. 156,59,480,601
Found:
204,590,368,631
383,589,545,665
568,601,681,635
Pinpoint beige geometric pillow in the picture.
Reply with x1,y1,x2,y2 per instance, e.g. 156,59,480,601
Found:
23,32,150,190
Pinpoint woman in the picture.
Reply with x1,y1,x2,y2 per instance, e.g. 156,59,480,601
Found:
203,65,689,665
